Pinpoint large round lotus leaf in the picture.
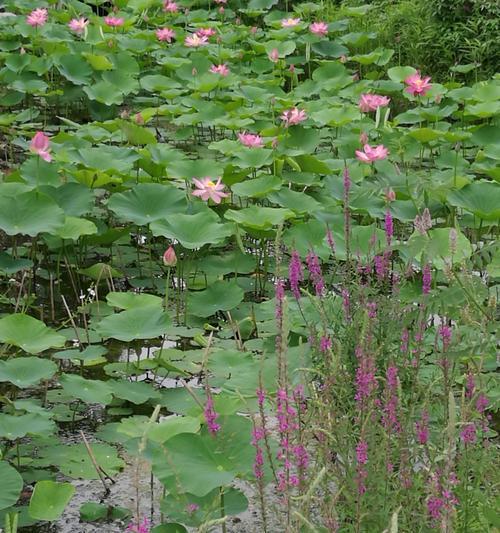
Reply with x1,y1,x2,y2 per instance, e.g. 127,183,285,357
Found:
188,281,244,317
0,357,57,388
447,181,500,220
76,146,139,173
167,158,225,179
107,183,187,225
109,379,161,405
152,415,254,497
0,252,33,275
0,461,23,510
41,183,95,216
106,291,163,310
268,188,322,214
146,415,200,443
0,191,65,236
60,374,113,405
0,314,66,354
29,481,75,521
56,54,93,85
151,211,234,249
231,175,282,198
0,413,56,440
224,206,295,230
56,443,124,479
96,307,171,341
54,216,98,240
387,66,416,82
161,487,248,527
404,228,473,269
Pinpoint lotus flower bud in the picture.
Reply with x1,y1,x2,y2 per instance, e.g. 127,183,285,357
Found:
163,246,177,267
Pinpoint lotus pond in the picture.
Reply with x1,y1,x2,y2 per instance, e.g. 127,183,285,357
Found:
0,0,499,532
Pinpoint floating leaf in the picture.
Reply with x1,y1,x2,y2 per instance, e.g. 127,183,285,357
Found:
60,374,113,404
0,314,66,354
0,191,64,236
0,357,57,388
0,462,23,511
29,481,75,521
107,183,186,225
96,307,171,342
151,211,233,249
188,281,244,317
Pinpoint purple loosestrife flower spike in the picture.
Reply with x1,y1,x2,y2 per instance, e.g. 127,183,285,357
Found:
306,250,324,297
288,250,303,300
204,397,220,435
422,263,431,294
384,209,393,245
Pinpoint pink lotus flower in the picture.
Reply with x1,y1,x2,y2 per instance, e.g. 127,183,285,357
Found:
268,48,280,63
310,21,328,37
281,107,307,127
104,16,124,27
162,246,177,267
210,64,230,76
184,34,209,47
126,517,150,533
359,93,391,112
238,132,264,148
355,143,389,163
196,27,216,38
214,0,227,3
68,17,88,34
156,27,175,42
404,72,432,97
30,131,51,162
281,18,301,28
27,8,48,27
192,177,228,204
163,1,178,12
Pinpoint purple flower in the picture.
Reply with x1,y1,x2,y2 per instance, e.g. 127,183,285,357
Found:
465,372,475,399
427,497,444,521
204,397,220,435
384,209,393,244
422,263,431,295
275,279,285,320
306,251,324,297
476,393,489,414
439,324,452,351
416,411,429,445
127,518,150,533
320,336,332,353
356,440,368,465
186,503,199,514
326,228,336,254
288,250,303,299
460,423,476,445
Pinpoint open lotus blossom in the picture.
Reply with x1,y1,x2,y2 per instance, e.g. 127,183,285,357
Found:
238,132,264,148
184,33,209,47
68,17,88,34
268,48,280,63
310,21,328,37
281,107,307,127
196,27,216,38
210,64,230,76
192,177,228,204
156,27,175,42
359,93,391,112
104,16,124,27
30,131,51,162
355,143,389,163
27,8,48,27
163,1,178,12
404,72,432,97
281,18,301,28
